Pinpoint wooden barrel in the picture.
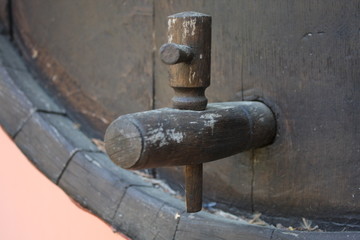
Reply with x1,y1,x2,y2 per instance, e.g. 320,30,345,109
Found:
0,1,359,239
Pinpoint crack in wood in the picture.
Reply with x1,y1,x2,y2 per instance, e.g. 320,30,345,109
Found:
250,149,255,213
56,149,105,185
172,211,183,240
55,148,82,185
12,108,35,138
110,184,155,225
269,229,275,240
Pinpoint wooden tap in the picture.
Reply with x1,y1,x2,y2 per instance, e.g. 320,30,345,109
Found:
104,103,276,210
104,11,276,214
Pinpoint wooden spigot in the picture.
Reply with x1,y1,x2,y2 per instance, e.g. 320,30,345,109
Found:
160,12,211,212
104,12,276,213
104,103,276,210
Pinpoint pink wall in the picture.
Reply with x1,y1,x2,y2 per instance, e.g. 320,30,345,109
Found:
0,127,129,240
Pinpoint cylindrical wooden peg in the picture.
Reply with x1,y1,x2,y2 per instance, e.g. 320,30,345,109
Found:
166,11,211,111
185,164,203,213
104,101,277,212
105,102,276,170
160,43,194,65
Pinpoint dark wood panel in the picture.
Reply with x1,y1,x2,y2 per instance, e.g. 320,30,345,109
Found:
0,35,27,70
239,1,360,220
154,0,360,224
5,67,65,113
12,0,154,137
0,0,9,33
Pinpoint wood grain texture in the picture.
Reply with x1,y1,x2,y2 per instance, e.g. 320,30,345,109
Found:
0,35,64,136
154,0,360,223
59,151,151,224
164,12,212,212
105,102,275,169
15,112,97,182
0,65,33,136
11,0,360,223
272,229,360,240
154,0,256,214
160,43,194,65
1,30,359,239
113,186,184,240
0,0,9,33
166,12,211,110
167,12,211,88
0,35,27,70
5,66,65,113
156,151,255,213
12,0,154,137
240,1,360,221
175,211,274,240
185,164,203,212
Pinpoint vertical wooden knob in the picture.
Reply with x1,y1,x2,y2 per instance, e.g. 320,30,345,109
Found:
166,11,211,111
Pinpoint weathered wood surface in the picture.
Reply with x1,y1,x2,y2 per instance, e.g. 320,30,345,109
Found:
0,64,33,136
175,211,274,240
15,112,97,182
59,151,152,224
105,102,275,169
5,66,65,113
165,12,211,110
113,186,184,240
272,230,360,240
0,35,27,70
12,0,360,227
0,34,63,136
163,12,211,213
154,0,360,225
244,1,360,222
12,0,154,137
153,0,256,215
7,0,360,233
0,0,9,34
185,164,203,213
0,31,359,239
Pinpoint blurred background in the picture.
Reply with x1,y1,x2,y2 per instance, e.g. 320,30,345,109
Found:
0,127,128,240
